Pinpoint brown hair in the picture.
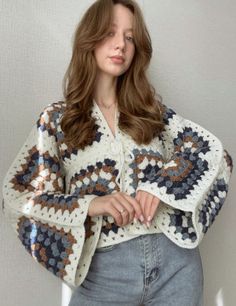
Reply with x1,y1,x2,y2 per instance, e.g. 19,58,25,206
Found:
61,0,164,150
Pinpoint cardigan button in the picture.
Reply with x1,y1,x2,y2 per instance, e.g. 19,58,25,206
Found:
110,140,122,154
94,115,101,121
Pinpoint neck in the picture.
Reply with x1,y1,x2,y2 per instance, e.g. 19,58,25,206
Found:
93,72,117,108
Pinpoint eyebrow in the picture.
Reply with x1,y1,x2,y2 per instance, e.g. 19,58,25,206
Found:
111,23,133,32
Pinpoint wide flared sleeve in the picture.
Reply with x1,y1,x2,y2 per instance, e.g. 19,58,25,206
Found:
2,103,102,286
136,105,233,248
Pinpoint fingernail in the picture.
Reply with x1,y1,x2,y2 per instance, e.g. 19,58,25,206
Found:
146,221,151,228
139,215,144,222
133,217,138,224
147,216,152,221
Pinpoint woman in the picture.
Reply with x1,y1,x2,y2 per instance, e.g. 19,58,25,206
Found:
2,0,233,305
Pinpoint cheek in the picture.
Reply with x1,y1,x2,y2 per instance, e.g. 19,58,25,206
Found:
94,48,104,65
128,47,135,63
94,41,107,59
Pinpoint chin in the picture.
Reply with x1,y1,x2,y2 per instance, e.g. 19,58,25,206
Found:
105,69,127,77
114,65,130,74
98,65,129,77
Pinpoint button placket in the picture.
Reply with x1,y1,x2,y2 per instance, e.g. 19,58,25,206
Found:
110,139,122,155
113,139,125,191
92,101,126,191
93,99,118,140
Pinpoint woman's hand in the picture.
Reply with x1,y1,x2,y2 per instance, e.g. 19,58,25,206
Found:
88,192,144,227
135,190,160,228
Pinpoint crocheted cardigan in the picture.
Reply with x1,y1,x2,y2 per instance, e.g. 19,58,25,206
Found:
2,100,233,287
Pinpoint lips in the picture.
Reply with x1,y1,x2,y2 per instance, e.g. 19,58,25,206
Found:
110,56,125,63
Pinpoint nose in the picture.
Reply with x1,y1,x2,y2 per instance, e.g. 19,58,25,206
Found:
114,33,125,51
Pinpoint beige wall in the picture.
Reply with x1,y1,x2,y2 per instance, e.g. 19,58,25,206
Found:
0,1,235,305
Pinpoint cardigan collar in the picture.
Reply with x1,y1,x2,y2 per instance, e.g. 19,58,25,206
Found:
92,99,120,140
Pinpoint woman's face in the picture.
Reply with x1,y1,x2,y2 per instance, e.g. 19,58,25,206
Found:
94,4,136,79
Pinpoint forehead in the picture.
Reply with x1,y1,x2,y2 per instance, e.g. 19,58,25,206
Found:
111,23,133,32
111,4,134,30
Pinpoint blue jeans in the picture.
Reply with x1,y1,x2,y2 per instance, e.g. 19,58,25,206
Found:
69,233,204,306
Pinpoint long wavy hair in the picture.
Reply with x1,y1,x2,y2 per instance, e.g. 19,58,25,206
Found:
61,0,164,150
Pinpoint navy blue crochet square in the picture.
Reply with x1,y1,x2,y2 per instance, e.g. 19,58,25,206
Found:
10,146,62,193
131,126,210,201
168,209,197,242
69,158,120,196
17,216,77,279
198,178,228,233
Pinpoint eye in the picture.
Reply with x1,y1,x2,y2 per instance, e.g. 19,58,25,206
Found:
126,36,134,42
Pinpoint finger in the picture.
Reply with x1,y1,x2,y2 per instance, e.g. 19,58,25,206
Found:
134,192,141,221
111,203,131,227
138,191,148,224
112,194,134,225
116,203,130,226
121,210,130,226
135,190,141,201
123,193,143,221
144,193,154,223
135,191,146,220
107,204,123,226
105,196,128,226
149,197,161,221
